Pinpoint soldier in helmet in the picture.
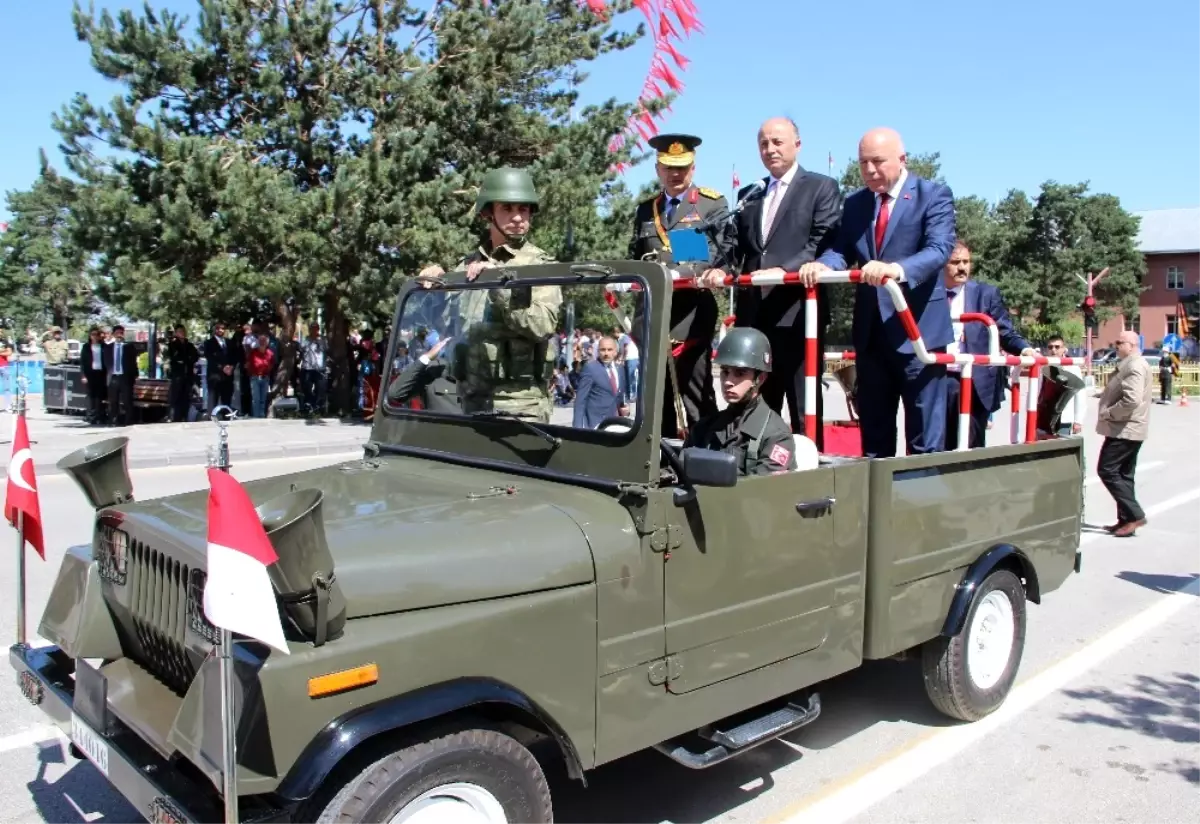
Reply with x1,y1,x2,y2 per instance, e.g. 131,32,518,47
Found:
411,166,562,422
628,133,737,439
683,327,797,475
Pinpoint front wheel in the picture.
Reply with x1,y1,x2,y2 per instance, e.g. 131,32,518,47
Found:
922,569,1027,722
314,728,553,823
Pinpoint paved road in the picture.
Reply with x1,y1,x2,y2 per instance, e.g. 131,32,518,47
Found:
0,399,1196,823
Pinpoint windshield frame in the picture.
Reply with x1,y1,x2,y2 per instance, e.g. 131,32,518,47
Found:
370,261,669,487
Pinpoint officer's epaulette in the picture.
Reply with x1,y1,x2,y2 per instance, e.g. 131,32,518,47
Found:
697,186,722,199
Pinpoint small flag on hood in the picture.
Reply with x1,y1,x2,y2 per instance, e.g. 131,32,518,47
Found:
203,468,290,654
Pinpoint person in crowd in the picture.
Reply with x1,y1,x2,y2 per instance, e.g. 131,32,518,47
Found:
104,324,138,426
1043,335,1084,436
246,332,276,418
204,321,237,418
1095,330,1153,537
573,336,628,429
299,322,329,417
167,324,199,422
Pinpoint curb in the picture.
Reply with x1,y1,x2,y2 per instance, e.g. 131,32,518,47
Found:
7,440,368,479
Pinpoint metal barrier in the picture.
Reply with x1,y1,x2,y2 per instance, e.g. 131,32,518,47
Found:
671,269,1081,452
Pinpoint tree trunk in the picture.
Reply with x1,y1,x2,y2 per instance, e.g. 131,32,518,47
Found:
323,288,354,417
274,298,299,402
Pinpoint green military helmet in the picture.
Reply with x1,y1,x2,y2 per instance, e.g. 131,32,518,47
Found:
714,327,773,373
475,166,540,215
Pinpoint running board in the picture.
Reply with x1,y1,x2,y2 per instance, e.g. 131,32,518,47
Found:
652,693,821,769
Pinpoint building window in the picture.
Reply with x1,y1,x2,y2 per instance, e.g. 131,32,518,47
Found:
1126,314,1141,335
1167,315,1179,336
1167,267,1184,290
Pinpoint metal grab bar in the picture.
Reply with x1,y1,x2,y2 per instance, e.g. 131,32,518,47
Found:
672,269,1077,451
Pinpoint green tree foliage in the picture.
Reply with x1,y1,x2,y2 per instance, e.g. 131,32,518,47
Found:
0,152,93,334
52,0,655,413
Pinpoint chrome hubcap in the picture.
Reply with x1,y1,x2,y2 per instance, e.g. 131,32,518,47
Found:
966,590,1015,690
389,782,507,824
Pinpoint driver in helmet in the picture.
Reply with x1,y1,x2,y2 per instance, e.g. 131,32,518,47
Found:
413,167,562,421
684,328,797,475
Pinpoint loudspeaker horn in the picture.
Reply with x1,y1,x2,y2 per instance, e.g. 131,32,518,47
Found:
55,436,135,510
1036,365,1086,435
256,488,347,646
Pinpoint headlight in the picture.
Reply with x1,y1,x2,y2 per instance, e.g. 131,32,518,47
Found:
97,525,129,584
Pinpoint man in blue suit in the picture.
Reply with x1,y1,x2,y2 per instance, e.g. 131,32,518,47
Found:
942,242,1037,448
800,127,957,457
572,336,629,429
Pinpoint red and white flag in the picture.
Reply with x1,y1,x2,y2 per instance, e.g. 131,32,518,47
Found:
732,167,740,190
202,468,290,654
5,413,44,559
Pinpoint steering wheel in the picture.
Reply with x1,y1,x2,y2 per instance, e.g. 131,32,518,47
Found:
596,416,635,432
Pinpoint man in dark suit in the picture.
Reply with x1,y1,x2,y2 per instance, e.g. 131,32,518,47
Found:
701,117,841,449
801,127,957,457
103,324,139,426
572,336,628,429
386,335,460,413
628,133,736,439
203,322,236,418
942,242,1037,449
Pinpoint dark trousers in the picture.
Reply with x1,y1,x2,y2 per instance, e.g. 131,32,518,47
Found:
169,376,193,422
207,377,234,416
943,374,989,449
1097,437,1145,524
301,369,327,414
107,373,135,425
85,373,108,423
760,327,825,451
1160,372,1172,402
857,336,948,458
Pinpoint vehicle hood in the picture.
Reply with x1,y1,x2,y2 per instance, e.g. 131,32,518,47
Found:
117,456,598,618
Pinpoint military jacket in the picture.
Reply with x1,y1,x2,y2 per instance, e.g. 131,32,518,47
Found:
628,186,735,343
684,395,797,476
453,241,563,421
43,338,70,365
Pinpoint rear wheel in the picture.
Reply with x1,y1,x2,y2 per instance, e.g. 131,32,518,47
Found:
314,728,553,823
922,569,1026,721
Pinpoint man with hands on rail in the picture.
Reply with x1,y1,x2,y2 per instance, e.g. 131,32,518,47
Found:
797,127,958,457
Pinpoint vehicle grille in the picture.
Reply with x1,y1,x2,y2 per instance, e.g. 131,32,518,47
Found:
125,539,199,694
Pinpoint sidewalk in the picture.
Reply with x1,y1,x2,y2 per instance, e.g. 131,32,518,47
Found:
0,398,371,478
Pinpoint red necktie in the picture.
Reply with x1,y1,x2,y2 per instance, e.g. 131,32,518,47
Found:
874,193,891,254
608,365,618,393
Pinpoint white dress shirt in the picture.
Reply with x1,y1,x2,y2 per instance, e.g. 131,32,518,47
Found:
945,283,967,373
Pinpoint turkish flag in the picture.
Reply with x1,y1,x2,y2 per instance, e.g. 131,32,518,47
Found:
202,468,290,654
5,413,44,559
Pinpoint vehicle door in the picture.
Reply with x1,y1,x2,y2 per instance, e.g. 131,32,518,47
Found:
663,463,839,693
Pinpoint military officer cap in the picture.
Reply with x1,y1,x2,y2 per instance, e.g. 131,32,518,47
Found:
715,327,773,373
648,133,702,168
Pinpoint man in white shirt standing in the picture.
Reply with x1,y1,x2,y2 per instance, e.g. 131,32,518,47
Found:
1042,335,1084,436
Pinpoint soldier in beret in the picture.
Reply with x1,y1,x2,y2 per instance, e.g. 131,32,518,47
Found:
628,133,737,439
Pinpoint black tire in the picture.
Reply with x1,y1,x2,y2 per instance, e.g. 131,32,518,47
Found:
314,728,553,823
922,569,1026,722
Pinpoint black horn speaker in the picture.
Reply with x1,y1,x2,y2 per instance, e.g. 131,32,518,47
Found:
256,488,347,646
1036,365,1086,436
55,437,135,510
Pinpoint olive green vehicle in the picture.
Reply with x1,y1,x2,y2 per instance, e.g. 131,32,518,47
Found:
10,261,1085,823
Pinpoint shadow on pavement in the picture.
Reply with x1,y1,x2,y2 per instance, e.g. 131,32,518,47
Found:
23,740,142,824
1115,571,1199,595
1059,671,1200,753
549,657,952,823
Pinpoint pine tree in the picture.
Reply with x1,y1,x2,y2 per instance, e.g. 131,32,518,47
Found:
54,0,658,413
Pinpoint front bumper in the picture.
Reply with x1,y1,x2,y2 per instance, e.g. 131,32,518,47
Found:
9,643,290,824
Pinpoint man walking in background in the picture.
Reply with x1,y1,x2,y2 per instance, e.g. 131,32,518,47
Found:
1096,331,1153,538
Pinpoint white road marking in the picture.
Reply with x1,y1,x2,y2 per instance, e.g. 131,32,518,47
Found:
771,486,1200,824
1084,460,1163,487
0,724,64,754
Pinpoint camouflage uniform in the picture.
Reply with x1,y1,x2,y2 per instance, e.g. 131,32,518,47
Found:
455,241,562,421
43,329,70,365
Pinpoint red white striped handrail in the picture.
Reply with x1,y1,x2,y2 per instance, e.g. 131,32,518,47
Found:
672,269,1076,450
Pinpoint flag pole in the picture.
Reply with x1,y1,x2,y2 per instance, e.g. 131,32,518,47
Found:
13,384,27,646
208,405,239,824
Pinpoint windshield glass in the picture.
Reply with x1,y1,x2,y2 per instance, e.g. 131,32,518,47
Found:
382,276,647,438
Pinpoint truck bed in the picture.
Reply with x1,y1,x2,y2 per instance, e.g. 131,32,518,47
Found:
860,437,1084,659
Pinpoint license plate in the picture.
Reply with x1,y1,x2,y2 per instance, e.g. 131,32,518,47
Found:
70,713,109,776
149,797,187,824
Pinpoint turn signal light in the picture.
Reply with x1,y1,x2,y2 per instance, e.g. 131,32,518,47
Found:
308,664,379,698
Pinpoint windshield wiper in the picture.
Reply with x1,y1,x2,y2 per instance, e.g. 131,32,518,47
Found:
469,410,563,449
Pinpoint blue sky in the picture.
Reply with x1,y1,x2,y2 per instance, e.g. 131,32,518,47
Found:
2,0,1198,225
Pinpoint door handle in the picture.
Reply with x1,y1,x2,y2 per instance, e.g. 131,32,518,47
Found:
795,497,836,517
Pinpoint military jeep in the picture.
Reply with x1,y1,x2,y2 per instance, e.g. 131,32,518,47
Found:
11,261,1084,822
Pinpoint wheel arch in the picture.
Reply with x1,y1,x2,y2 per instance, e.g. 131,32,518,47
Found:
275,676,587,803
941,544,1040,638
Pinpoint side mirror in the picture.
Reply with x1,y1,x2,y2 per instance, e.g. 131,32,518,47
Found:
679,447,738,488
